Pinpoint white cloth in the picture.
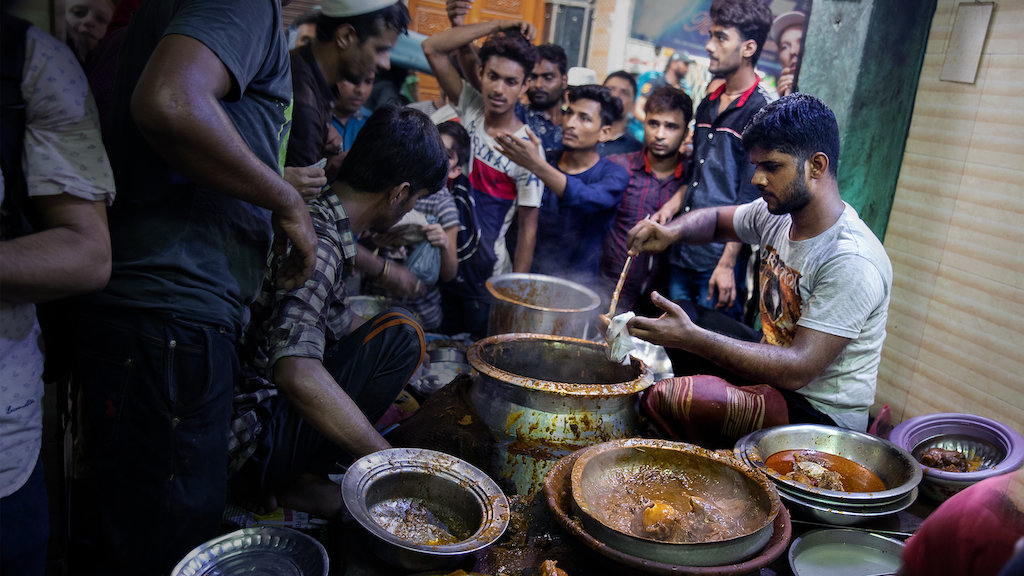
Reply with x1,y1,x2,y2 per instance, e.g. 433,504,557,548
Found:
606,312,636,364
733,199,892,431
0,25,115,498
321,0,397,17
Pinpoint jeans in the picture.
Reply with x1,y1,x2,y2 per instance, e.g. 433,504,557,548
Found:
0,456,48,576
73,307,238,576
668,264,746,321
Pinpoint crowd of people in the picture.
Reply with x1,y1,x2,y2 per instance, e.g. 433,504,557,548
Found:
4,0,1020,575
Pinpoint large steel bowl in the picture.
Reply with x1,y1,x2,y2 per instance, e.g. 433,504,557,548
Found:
486,273,600,338
735,424,921,506
468,333,654,495
889,412,1024,502
341,448,510,571
570,438,780,566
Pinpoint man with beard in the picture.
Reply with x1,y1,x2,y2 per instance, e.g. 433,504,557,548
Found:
653,0,776,321
287,0,410,183
626,94,892,440
516,43,568,152
599,86,692,315
230,105,448,519
496,84,629,287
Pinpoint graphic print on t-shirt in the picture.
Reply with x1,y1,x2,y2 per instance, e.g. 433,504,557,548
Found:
759,244,802,347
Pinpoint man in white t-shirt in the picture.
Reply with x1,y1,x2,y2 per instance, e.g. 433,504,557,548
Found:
625,93,892,435
423,12,543,337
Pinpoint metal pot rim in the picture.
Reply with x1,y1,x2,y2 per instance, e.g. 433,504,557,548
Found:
486,273,601,313
467,333,654,396
341,448,510,557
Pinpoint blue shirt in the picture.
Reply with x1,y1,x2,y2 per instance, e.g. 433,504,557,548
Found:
515,102,563,152
670,79,776,272
331,107,372,153
533,152,629,284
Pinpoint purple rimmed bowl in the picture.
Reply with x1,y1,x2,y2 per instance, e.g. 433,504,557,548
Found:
889,412,1024,502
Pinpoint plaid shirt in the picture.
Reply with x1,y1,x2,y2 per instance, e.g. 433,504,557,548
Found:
228,192,356,474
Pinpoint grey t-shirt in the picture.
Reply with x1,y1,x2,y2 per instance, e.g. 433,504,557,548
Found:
734,200,893,430
91,0,292,331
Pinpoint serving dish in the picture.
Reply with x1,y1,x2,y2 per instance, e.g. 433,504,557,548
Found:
171,526,328,576
788,528,903,576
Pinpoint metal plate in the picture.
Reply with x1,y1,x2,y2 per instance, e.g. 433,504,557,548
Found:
779,486,918,526
171,527,328,576
789,528,903,576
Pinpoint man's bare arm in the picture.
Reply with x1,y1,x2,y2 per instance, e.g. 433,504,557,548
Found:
628,291,849,391
0,195,110,303
273,356,391,458
513,205,539,272
131,34,315,290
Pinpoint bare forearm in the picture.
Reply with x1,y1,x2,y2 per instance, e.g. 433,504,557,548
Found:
513,206,538,272
439,227,459,282
274,357,391,458
677,327,813,391
0,197,110,303
717,241,743,270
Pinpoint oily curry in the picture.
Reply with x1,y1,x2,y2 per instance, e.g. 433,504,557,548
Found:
765,449,886,492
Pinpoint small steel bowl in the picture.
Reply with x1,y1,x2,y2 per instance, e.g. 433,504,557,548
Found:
570,438,780,567
735,424,921,506
889,412,1024,502
171,527,328,576
788,529,904,576
341,448,510,571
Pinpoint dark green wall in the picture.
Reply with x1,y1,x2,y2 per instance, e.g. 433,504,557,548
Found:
799,0,936,240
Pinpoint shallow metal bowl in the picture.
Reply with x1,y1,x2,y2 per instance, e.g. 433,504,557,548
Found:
889,412,1024,502
346,295,391,319
341,448,510,571
570,438,780,567
735,424,921,506
171,527,328,576
788,528,903,576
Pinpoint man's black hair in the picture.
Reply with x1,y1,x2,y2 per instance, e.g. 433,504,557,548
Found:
742,93,840,178
603,70,637,101
709,0,773,66
567,85,622,127
478,32,538,80
339,104,448,195
644,85,694,126
437,120,471,168
316,2,410,43
536,43,568,76
292,10,319,29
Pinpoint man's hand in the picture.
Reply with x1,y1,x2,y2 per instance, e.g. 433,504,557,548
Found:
777,67,795,97
626,291,696,349
283,165,327,201
422,223,449,249
708,264,736,311
446,0,471,27
271,196,317,291
495,128,544,172
510,20,538,42
627,219,675,256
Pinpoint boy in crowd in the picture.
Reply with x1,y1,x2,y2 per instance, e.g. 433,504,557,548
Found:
600,86,693,314
497,84,629,288
516,43,569,152
599,70,644,157
422,16,543,338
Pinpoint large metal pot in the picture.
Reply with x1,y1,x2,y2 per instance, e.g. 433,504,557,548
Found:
467,333,654,494
486,273,600,338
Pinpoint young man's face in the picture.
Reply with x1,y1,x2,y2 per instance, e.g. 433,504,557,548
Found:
295,23,316,47
706,25,750,77
778,26,803,70
526,59,567,110
440,134,463,180
335,72,375,117
561,98,607,151
603,77,635,120
480,57,527,117
338,26,398,83
643,109,687,159
748,146,812,215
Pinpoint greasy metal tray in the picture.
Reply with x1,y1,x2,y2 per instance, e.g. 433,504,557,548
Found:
171,526,328,576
